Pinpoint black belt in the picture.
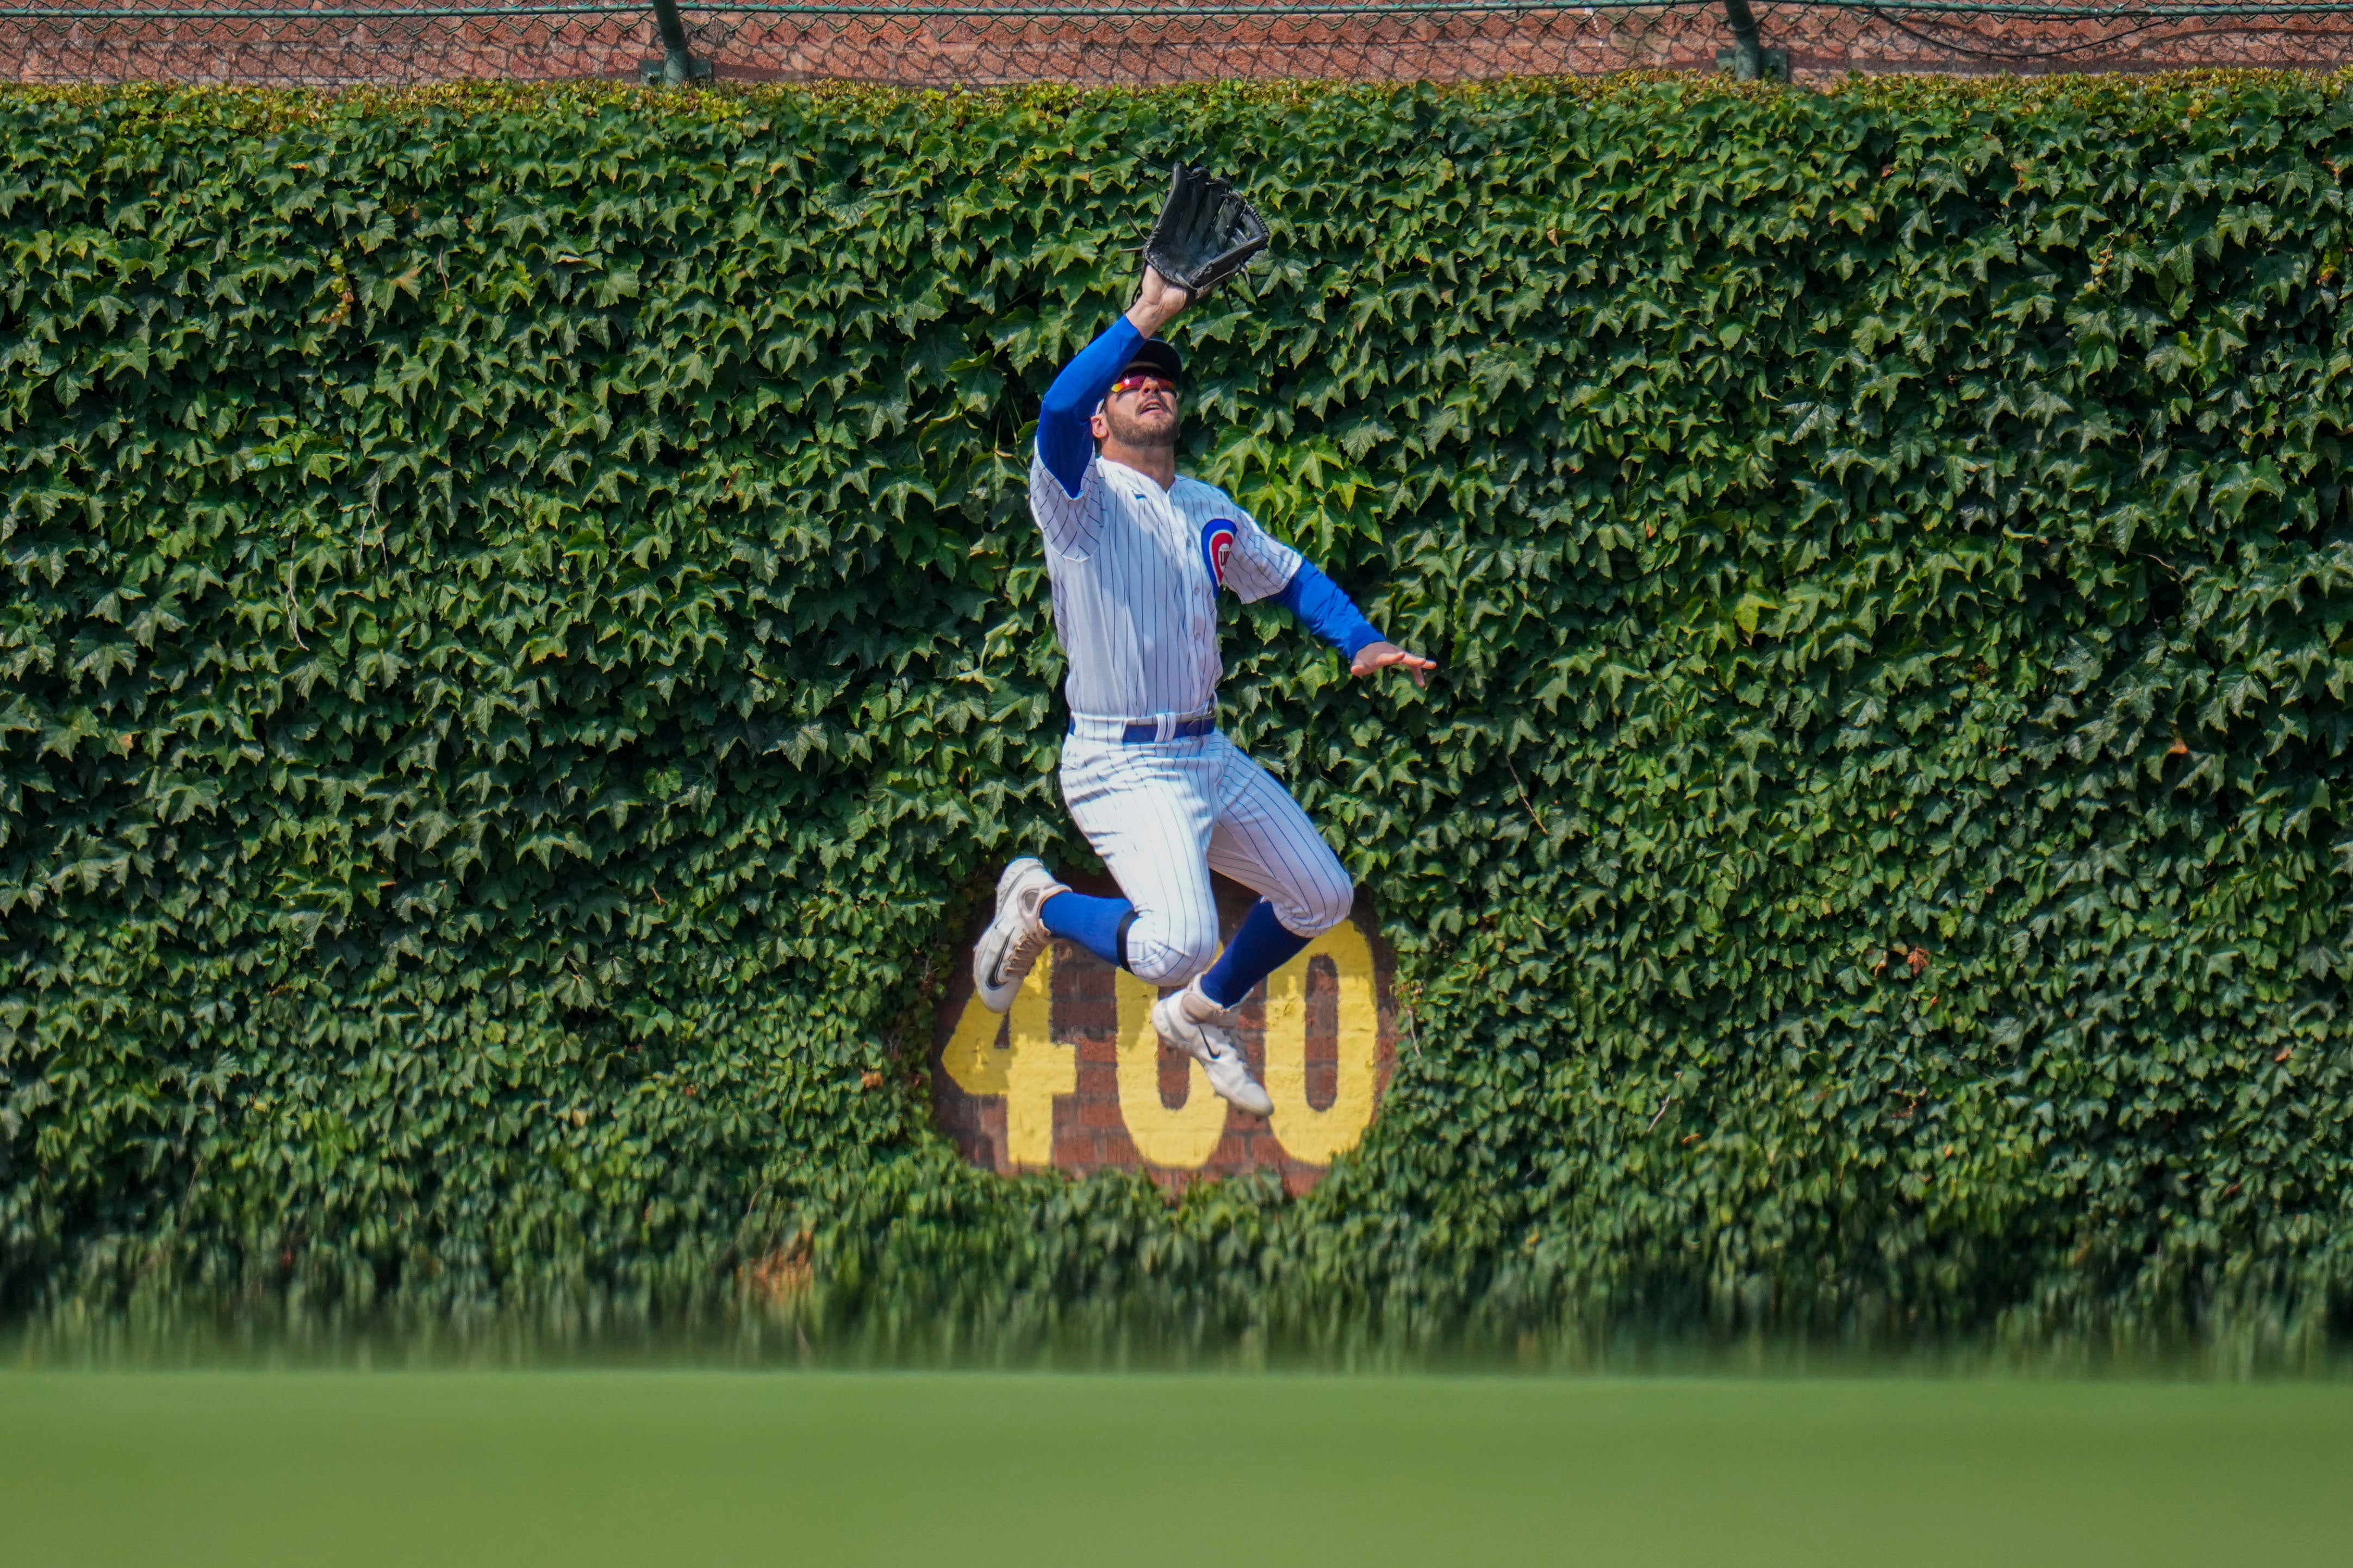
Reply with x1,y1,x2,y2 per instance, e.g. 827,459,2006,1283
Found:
1070,715,1217,743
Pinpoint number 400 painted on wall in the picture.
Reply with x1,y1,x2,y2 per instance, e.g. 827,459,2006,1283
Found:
938,919,1385,1170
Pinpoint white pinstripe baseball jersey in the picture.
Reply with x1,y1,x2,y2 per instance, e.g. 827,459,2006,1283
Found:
1029,448,1303,722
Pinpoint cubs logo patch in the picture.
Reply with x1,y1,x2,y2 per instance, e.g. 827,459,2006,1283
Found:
1200,520,1238,588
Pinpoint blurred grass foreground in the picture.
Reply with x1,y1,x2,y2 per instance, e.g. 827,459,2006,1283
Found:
2,1371,2351,1566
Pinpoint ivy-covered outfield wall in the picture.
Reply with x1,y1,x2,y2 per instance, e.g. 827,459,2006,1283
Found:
3,74,2350,1354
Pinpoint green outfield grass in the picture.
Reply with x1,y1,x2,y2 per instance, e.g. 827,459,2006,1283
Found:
4,1371,2349,1565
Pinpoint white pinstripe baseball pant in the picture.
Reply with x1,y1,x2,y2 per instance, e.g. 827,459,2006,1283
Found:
1060,729,1355,986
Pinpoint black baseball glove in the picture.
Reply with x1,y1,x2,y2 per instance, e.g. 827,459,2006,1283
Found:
1142,160,1270,299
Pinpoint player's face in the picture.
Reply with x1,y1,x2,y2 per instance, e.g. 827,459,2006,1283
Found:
1098,374,1180,447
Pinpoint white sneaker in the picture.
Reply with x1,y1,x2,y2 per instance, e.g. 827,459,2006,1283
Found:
972,858,1068,1013
1150,977,1274,1117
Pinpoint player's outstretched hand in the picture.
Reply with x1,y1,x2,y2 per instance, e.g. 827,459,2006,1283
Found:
1126,264,1192,338
1350,641,1437,689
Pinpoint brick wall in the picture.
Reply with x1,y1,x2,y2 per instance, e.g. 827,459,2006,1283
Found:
7,4,2350,88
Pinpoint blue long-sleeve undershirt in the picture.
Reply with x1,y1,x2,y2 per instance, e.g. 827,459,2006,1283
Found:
1037,314,1387,659
1274,560,1385,660
1036,315,1142,498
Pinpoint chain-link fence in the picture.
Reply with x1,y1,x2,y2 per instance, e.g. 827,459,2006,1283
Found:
4,0,2350,86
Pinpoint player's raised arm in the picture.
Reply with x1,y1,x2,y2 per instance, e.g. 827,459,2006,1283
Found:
1034,266,1192,501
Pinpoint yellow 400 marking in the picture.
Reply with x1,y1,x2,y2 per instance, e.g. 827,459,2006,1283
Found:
939,920,1383,1169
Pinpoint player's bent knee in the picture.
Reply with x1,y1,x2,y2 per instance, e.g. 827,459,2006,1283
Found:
1128,942,1217,986
1277,874,1354,940
1125,915,1222,986
1304,878,1355,936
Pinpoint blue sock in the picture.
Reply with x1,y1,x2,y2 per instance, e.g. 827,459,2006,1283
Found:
1038,890,1134,970
1199,898,1313,1007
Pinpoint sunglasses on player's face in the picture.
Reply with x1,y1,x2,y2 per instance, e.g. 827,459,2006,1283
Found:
1109,373,1179,397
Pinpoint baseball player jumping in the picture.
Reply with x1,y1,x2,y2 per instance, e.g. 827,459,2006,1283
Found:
971,241,1435,1119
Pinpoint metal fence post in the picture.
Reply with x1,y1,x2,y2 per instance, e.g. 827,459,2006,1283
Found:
643,0,713,83
1716,0,1788,79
